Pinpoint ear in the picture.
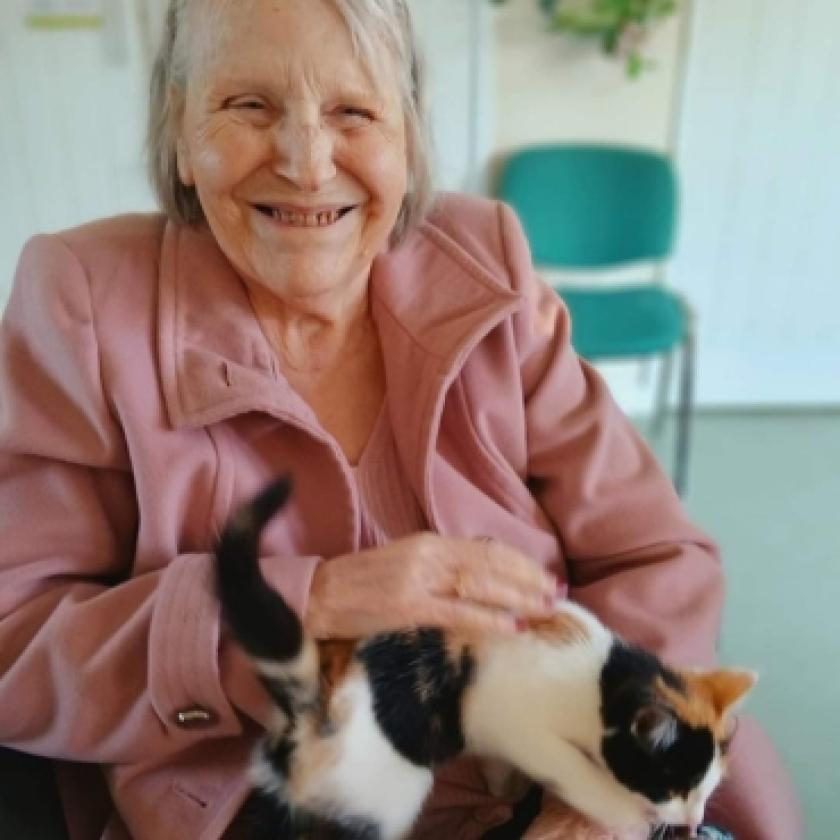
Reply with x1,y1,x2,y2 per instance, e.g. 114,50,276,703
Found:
704,669,758,716
176,140,194,186
170,86,195,187
631,705,678,753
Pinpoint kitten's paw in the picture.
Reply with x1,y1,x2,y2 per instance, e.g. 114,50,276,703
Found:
480,758,530,799
589,789,654,833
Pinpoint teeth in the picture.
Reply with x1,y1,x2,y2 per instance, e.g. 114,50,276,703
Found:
269,208,343,226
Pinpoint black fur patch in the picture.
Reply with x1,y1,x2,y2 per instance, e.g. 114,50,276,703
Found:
261,736,295,782
358,629,475,766
261,674,313,724
600,641,715,802
237,790,382,840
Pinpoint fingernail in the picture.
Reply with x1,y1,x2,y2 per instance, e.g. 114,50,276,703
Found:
515,617,530,633
556,580,569,598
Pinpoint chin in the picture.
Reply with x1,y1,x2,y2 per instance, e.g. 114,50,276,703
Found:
257,267,359,302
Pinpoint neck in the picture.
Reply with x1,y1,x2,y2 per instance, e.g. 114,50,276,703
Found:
248,279,374,374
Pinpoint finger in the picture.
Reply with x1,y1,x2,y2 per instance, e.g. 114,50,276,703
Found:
421,597,519,637
452,538,556,597
451,570,554,618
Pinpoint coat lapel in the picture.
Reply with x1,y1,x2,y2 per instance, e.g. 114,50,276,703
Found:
157,221,312,431
371,223,521,528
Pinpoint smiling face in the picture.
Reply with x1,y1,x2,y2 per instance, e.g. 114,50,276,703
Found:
175,0,409,306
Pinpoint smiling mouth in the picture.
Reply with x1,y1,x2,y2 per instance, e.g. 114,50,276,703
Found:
254,205,356,227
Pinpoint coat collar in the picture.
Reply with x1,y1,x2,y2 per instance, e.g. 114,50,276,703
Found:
157,212,521,515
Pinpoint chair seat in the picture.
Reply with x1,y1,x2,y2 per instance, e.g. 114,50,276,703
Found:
559,284,687,360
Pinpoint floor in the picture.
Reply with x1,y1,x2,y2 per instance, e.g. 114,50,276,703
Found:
642,409,840,840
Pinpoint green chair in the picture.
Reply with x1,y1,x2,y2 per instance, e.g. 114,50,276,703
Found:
496,143,695,496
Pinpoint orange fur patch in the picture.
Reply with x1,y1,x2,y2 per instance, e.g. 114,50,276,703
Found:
444,633,472,664
287,714,342,802
525,610,590,645
287,641,360,802
317,639,357,720
656,675,720,735
318,640,356,689
657,668,756,741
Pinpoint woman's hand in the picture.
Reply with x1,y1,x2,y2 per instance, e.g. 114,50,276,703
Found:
305,533,557,639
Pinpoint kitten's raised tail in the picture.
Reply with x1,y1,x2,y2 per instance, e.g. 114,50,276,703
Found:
214,476,306,665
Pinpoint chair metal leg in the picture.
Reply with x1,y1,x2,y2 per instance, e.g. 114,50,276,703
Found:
650,351,675,440
673,323,696,497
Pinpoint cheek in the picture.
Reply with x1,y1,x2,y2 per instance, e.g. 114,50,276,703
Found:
351,134,408,204
189,121,266,193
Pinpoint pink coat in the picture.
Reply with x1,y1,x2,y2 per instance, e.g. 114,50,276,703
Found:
0,194,801,839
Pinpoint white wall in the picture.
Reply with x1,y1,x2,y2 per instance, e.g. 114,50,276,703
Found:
410,0,494,194
673,0,840,406
0,0,156,297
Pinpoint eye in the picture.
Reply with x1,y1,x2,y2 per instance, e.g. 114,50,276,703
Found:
334,105,375,125
230,98,267,111
224,97,273,127
720,717,739,754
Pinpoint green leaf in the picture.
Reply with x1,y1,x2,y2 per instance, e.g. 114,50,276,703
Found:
651,0,678,15
603,25,620,53
551,9,617,35
627,51,645,77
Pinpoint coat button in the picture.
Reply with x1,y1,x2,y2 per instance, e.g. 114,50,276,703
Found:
173,706,219,730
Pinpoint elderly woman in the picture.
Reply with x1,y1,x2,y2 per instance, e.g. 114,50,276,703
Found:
0,1,801,839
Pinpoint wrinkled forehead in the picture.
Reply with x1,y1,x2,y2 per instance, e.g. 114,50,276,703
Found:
182,0,399,103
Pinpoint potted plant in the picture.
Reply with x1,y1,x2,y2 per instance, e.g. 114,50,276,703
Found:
490,0,681,78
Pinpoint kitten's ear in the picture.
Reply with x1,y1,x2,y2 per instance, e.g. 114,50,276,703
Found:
704,669,758,716
631,705,678,753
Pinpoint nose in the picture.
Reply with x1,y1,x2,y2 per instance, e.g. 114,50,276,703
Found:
271,119,337,191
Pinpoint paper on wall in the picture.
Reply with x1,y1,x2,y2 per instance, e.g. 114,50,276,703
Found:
25,0,105,29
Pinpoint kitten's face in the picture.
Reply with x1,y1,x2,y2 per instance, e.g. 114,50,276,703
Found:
602,667,755,833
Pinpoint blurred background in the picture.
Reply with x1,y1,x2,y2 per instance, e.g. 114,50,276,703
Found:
1,0,838,836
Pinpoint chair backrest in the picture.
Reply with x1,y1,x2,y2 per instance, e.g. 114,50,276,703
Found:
496,144,679,269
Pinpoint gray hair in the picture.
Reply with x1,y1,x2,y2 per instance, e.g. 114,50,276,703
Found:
146,0,434,244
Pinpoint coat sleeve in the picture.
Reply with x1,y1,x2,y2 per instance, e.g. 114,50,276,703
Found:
0,235,301,765
496,202,803,839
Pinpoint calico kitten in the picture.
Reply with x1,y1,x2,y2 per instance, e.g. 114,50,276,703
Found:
216,478,754,840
